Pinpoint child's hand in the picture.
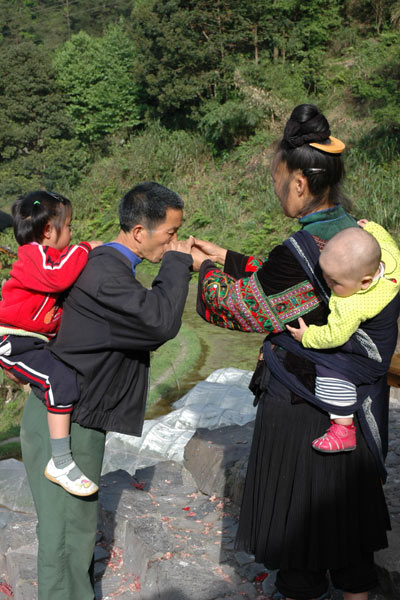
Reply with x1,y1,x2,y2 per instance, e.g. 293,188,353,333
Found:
286,317,308,342
3,368,24,386
89,240,103,249
357,219,369,228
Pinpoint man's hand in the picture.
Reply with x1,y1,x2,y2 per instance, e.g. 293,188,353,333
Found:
191,246,209,272
89,240,103,249
192,238,227,266
165,236,194,255
286,317,308,343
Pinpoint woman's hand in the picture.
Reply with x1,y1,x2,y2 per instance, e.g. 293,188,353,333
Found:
286,317,308,343
193,238,227,266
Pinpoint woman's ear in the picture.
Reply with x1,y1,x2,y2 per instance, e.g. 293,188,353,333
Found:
294,171,309,197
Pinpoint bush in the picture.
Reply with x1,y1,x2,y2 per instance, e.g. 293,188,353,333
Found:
198,98,263,151
350,32,400,128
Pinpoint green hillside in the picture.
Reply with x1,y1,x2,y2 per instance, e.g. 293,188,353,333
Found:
0,0,399,457
0,0,398,257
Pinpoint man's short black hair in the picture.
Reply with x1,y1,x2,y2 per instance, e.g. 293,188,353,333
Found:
119,182,184,232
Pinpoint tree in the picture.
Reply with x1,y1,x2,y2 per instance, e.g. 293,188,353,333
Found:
351,32,400,129
53,24,141,144
0,0,136,49
0,41,91,198
0,41,71,161
131,0,242,126
131,0,344,125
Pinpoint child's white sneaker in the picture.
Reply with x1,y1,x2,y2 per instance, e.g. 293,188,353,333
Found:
44,458,98,496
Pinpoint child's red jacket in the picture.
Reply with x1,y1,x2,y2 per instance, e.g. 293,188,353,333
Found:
0,242,91,337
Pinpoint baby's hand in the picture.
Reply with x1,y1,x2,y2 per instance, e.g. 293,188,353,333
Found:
357,219,369,228
89,240,103,249
286,317,308,342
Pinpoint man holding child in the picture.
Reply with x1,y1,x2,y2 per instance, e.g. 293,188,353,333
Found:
19,181,195,600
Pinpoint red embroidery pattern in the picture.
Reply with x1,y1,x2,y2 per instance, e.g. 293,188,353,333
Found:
245,256,263,272
311,234,327,252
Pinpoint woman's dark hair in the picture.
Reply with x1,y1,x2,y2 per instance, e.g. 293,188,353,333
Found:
119,182,184,233
12,190,72,246
276,104,351,212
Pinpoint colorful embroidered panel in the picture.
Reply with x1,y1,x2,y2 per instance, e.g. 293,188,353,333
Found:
201,266,321,333
245,256,263,273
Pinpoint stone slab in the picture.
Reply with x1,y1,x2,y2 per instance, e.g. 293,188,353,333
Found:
1,415,400,599
0,460,35,515
183,422,254,504
375,524,400,599
6,552,37,600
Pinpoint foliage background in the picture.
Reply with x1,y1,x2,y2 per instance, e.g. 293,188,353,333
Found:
0,0,398,263
0,0,399,455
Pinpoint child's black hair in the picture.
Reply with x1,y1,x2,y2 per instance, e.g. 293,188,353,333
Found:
12,190,72,246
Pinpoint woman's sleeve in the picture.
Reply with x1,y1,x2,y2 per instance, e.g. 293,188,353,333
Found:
224,250,264,279
197,245,325,333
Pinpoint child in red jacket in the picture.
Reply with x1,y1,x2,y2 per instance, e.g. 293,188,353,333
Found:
0,190,101,496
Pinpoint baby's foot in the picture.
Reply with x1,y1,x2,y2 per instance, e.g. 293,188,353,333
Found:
312,423,356,453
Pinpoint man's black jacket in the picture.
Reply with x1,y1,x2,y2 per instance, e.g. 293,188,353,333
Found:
50,245,192,436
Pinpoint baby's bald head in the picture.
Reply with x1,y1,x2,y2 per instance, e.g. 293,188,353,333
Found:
319,227,381,297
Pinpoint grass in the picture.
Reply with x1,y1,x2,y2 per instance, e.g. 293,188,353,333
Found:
0,377,27,460
0,441,22,461
147,323,202,410
62,115,400,260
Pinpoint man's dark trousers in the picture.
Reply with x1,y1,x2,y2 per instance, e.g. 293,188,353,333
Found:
21,391,106,600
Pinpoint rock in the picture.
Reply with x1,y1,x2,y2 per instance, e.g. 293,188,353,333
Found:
0,460,35,514
183,422,254,504
1,397,400,599
6,553,37,600
141,557,235,600
0,512,37,553
375,524,400,599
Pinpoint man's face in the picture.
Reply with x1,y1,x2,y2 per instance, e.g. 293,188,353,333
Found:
140,207,183,263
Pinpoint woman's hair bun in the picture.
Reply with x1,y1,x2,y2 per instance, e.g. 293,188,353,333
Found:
283,104,330,148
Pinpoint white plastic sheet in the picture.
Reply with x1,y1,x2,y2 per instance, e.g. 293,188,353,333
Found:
102,368,255,475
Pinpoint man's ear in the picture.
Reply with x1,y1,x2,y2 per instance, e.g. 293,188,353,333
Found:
131,224,145,244
360,275,373,290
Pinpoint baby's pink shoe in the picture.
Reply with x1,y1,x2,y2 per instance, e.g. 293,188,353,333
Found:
312,422,356,453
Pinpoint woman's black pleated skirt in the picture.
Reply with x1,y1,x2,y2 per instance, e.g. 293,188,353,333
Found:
235,370,390,572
